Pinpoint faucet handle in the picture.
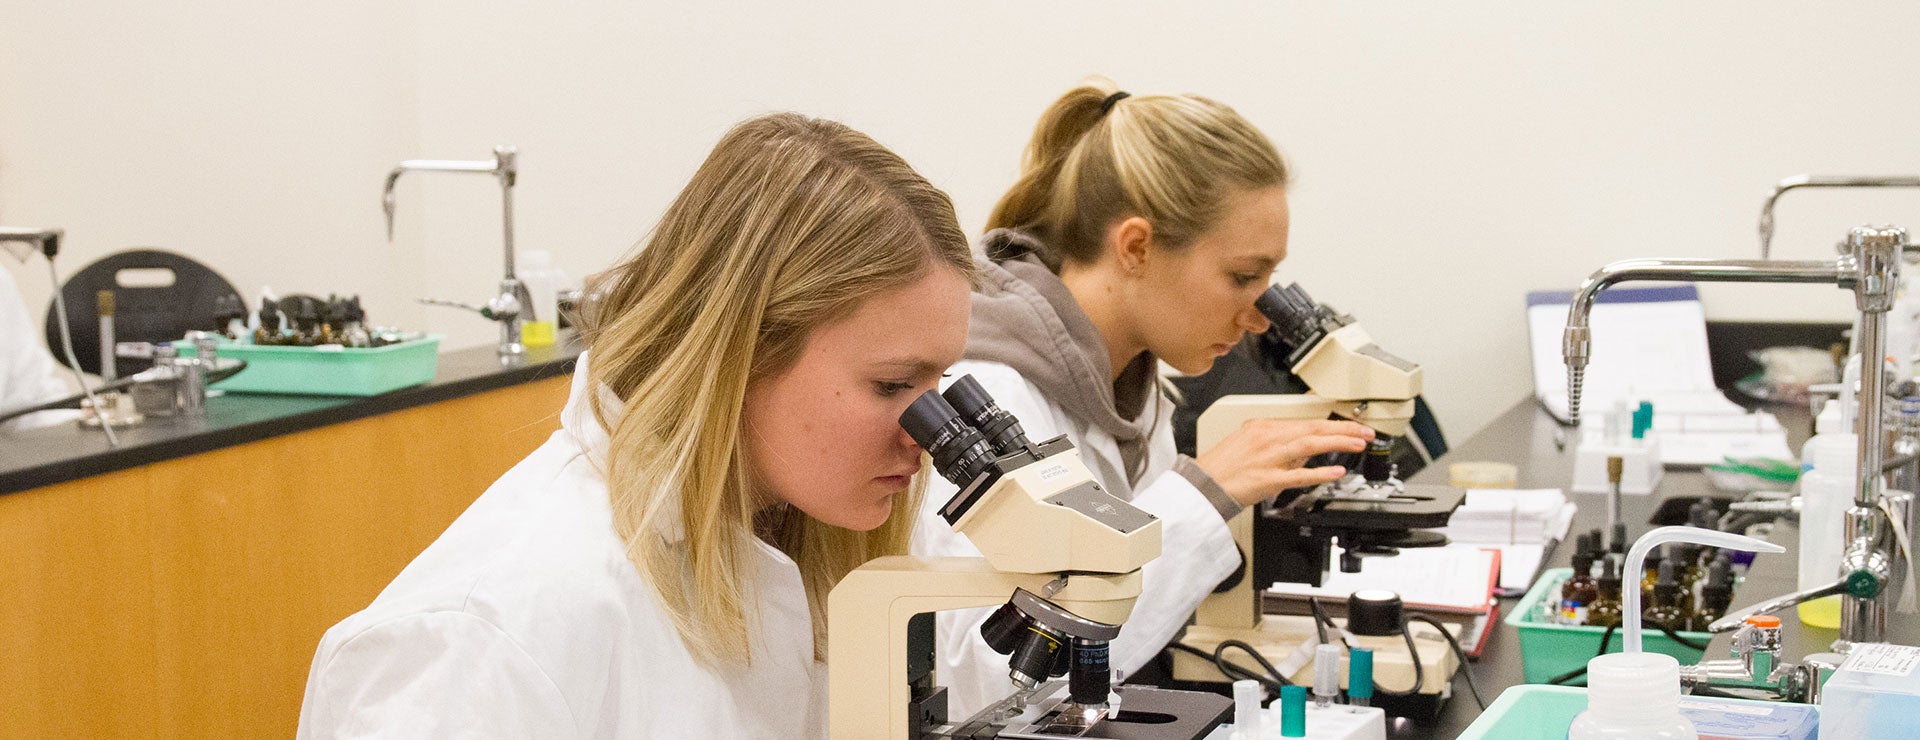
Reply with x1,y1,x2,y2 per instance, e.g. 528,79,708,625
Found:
1708,570,1880,632
419,297,509,322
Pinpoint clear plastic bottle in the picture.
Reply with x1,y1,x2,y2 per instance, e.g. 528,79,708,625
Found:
1568,652,1697,739
1798,399,1856,629
518,250,568,347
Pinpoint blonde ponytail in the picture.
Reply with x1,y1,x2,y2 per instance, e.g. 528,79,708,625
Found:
986,76,1289,269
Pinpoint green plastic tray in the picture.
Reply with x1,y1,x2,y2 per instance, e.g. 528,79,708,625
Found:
211,335,442,396
1505,568,1712,684
1458,684,1813,739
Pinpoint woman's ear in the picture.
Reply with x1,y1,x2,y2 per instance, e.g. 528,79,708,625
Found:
1107,216,1155,276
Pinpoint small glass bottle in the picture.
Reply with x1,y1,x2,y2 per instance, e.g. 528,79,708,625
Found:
1692,555,1735,631
253,298,282,346
1586,557,1624,627
1641,545,1667,603
1644,560,1692,633
1561,536,1600,625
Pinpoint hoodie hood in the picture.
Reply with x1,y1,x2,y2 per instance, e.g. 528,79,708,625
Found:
966,229,1167,483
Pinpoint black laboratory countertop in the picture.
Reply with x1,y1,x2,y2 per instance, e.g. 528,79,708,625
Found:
0,340,583,495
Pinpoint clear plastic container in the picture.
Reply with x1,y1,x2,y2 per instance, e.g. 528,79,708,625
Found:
1797,400,1854,629
1819,642,1920,740
1567,652,1696,739
518,250,567,347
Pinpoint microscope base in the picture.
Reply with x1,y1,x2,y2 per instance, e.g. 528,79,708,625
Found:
1168,615,1458,723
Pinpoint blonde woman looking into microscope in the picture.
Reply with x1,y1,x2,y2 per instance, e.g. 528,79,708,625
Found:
298,113,975,738
915,78,1375,717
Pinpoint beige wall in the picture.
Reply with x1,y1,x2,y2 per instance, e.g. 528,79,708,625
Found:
6,2,1919,439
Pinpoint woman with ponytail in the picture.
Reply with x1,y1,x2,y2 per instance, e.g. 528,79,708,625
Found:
915,78,1374,716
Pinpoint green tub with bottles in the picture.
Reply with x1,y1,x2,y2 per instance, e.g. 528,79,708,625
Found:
1507,567,1713,684
211,335,442,396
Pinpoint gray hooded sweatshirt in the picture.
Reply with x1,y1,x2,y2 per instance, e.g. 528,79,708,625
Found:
964,228,1239,517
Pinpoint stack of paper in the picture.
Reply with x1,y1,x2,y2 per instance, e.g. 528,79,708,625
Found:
1440,488,1576,591
1439,488,1573,545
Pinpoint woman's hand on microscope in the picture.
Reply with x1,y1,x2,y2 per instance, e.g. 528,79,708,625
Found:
1194,419,1375,507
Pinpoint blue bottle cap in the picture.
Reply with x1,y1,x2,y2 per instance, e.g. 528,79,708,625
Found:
1281,684,1307,737
1348,647,1375,700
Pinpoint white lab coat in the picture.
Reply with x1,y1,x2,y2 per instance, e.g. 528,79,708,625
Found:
0,264,75,431
913,360,1241,720
298,353,827,739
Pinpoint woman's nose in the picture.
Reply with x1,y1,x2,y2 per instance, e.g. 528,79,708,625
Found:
1238,303,1271,335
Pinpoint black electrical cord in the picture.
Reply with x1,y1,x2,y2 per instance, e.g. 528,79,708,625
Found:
1407,614,1487,711
1372,622,1427,699
1215,639,1293,688
1166,641,1289,694
1546,622,1617,686
0,359,249,425
1307,597,1349,649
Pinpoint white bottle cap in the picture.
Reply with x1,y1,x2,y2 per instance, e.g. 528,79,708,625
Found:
1314,643,1342,700
1232,679,1264,738
1585,652,1682,718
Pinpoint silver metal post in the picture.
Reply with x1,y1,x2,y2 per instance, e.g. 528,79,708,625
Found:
383,146,525,358
1760,176,1920,259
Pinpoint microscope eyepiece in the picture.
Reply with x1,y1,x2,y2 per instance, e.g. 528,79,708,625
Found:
900,391,997,487
941,375,1033,456
1255,283,1319,334
1255,283,1349,362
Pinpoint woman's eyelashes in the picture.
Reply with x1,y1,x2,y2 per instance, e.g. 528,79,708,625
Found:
1231,272,1263,288
873,380,916,397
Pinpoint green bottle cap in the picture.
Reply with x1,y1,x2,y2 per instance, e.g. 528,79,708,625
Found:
1281,684,1307,737
1348,647,1375,699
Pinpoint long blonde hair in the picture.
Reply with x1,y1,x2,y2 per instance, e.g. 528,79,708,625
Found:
582,113,973,667
986,76,1290,270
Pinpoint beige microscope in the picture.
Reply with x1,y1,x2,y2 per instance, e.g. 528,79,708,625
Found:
829,377,1233,740
1171,284,1466,720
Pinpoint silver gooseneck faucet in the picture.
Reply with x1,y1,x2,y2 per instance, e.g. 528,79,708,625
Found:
1759,175,1920,260
383,145,526,358
0,227,117,446
1563,225,1910,651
